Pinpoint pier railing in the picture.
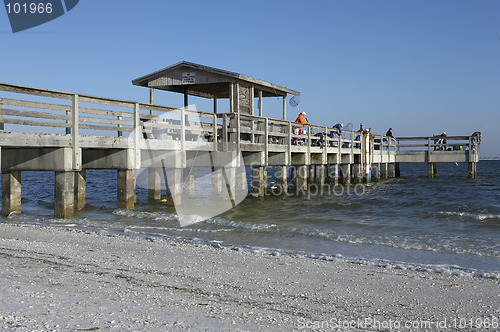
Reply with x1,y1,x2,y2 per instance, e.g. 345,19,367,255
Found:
0,82,373,154
0,82,476,163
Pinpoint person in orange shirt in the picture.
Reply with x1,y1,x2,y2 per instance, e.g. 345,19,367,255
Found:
294,111,309,134
293,111,309,145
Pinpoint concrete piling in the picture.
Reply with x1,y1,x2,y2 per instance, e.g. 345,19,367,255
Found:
182,166,195,196
428,163,437,178
166,168,181,207
211,167,222,194
117,169,136,209
74,170,86,210
1,171,22,217
275,165,288,193
55,171,75,218
148,168,162,200
329,164,339,186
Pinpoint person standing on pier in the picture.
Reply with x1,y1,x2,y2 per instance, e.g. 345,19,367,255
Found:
386,128,394,138
293,111,309,145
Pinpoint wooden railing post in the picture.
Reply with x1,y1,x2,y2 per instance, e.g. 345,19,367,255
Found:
264,118,269,165
223,114,228,152
287,121,291,164
133,103,140,169
235,113,241,153
213,113,218,151
0,99,4,132
72,94,80,170
117,116,123,137
180,108,186,167
428,137,432,163
65,110,71,135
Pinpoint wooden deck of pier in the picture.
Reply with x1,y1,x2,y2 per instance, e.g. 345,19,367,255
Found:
0,62,480,218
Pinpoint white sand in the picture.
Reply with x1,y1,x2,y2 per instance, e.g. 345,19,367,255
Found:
0,223,498,331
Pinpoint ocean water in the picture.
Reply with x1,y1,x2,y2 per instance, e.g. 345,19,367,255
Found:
2,161,499,277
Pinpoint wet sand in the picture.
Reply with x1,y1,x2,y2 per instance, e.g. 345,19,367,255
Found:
0,223,498,331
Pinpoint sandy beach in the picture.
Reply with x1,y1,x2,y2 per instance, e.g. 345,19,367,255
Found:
0,223,498,331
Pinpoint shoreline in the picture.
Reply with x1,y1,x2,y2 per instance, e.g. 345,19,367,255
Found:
0,222,498,331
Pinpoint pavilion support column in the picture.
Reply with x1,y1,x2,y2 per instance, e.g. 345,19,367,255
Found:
149,88,154,105
166,168,182,207
329,164,339,186
211,167,222,194
275,165,288,193
372,163,381,181
341,164,351,185
428,163,437,178
296,165,308,192
2,171,21,217
258,90,263,117
282,95,286,120
182,167,195,197
74,170,86,210
381,163,389,179
395,162,401,177
468,162,477,179
55,171,75,218
148,168,162,201
118,169,136,209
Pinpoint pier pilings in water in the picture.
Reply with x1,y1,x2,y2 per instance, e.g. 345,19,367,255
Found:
0,81,480,218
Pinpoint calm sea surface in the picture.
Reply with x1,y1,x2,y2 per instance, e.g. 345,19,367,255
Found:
2,161,499,276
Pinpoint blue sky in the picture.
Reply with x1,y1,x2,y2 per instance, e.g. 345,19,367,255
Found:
1,0,499,157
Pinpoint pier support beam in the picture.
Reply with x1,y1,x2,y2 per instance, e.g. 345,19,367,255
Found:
341,164,351,185
389,163,396,178
395,162,401,177
211,167,222,194
251,166,266,197
428,163,437,178
74,170,86,210
2,171,21,217
182,167,195,196
381,163,388,179
117,169,136,209
468,162,477,179
296,165,308,192
166,169,181,207
329,164,339,186
372,163,380,180
316,165,326,186
148,168,162,200
275,165,288,193
55,171,75,218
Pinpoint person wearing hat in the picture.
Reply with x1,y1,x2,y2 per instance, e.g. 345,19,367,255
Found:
331,123,343,137
294,111,309,134
293,111,309,145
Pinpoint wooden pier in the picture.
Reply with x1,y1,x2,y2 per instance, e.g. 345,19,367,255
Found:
0,62,480,218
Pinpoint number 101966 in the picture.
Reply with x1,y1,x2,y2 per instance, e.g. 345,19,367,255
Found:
6,2,53,14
